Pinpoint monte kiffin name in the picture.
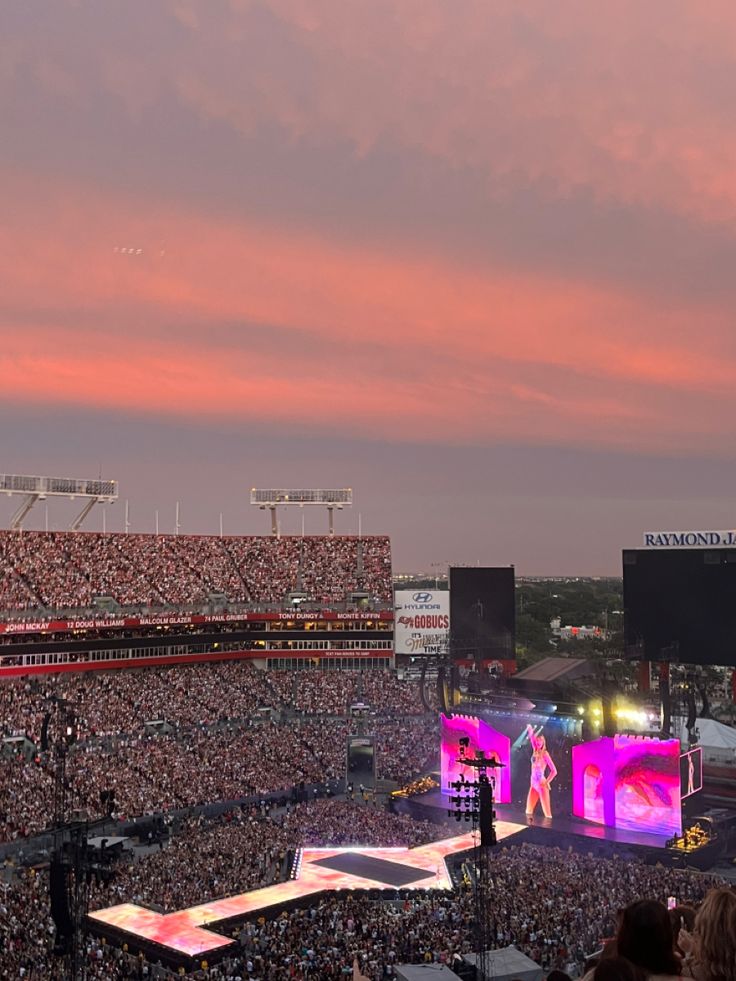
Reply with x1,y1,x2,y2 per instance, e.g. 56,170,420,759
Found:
644,530,736,548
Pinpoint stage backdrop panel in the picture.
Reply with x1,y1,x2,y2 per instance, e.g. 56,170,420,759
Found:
573,735,682,837
440,713,511,803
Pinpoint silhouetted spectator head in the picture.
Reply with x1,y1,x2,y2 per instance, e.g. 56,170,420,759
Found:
616,900,680,977
547,970,573,981
593,957,646,981
694,887,736,981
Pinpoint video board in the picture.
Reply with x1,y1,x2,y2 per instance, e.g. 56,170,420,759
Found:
572,735,682,836
441,711,581,816
443,714,697,837
449,567,516,662
623,548,736,666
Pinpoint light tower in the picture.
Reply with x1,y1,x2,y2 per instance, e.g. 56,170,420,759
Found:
250,488,353,536
448,740,503,981
0,474,118,530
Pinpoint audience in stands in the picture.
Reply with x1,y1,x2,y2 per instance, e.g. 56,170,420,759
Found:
0,660,280,742
0,663,434,840
290,671,360,714
0,663,428,745
0,531,392,612
91,810,290,913
0,722,338,839
282,797,442,849
361,670,432,715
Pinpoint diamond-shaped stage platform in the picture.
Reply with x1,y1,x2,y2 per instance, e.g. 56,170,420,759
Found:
312,851,437,886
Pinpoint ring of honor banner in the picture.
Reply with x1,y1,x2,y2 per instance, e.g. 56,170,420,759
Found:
394,590,450,657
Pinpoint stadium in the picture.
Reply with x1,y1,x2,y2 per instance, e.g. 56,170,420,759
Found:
0,480,735,981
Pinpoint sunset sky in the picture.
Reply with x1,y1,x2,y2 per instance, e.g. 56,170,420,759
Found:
1,1,735,574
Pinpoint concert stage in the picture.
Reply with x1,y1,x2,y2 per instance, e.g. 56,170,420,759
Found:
88,822,525,967
394,789,678,851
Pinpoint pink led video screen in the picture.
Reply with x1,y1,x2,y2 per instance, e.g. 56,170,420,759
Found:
440,714,511,803
441,711,584,815
572,735,682,837
680,747,703,799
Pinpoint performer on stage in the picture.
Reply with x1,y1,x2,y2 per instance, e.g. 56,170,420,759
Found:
525,724,557,818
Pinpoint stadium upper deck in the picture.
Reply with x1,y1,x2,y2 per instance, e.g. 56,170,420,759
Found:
0,531,392,616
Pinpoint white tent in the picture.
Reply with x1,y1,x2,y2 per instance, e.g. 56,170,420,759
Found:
686,719,736,754
395,967,462,981
463,946,544,981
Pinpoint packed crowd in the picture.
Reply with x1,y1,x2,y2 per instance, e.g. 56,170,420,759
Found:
0,660,282,743
371,717,438,783
3,839,732,980
286,669,430,716
0,663,428,744
299,537,362,602
0,714,436,840
0,722,338,840
281,797,443,849
0,531,392,612
226,865,734,981
289,671,361,715
90,810,290,913
361,670,435,715
0,662,435,840
298,715,438,788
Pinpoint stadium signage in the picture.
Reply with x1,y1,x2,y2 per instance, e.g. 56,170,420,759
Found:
643,530,736,548
398,590,442,611
394,589,450,656
0,610,394,636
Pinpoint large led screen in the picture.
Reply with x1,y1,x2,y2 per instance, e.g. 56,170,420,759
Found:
449,567,516,662
440,711,583,811
440,714,511,803
679,747,703,799
573,735,682,837
623,547,736,666
482,711,581,817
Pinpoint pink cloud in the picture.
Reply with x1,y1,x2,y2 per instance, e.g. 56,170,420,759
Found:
6,0,736,229
2,3,736,458
68,0,736,225
1,173,734,451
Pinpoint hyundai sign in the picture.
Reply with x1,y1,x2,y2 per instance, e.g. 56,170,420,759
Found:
644,530,736,548
394,590,450,657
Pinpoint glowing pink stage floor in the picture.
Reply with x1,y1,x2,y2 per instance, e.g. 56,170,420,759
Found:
89,821,525,960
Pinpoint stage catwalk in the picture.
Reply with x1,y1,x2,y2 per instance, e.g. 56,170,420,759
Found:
88,821,526,962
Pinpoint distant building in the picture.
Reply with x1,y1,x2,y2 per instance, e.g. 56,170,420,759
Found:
550,617,607,640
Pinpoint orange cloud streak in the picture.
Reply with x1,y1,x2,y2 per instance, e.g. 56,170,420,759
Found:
1,174,734,451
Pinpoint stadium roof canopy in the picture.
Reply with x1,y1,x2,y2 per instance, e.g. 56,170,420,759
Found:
513,656,594,684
